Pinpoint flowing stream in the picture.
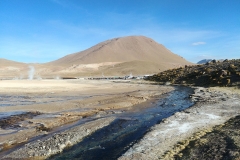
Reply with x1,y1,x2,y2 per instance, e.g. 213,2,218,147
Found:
49,86,194,160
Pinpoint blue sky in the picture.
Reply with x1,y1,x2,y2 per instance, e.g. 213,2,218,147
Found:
0,0,239,63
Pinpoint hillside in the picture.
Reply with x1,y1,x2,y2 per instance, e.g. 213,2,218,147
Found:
147,59,240,87
50,36,190,66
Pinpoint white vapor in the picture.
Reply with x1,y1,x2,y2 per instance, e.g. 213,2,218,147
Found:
28,66,35,80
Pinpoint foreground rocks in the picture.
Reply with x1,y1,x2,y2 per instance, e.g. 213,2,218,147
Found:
176,115,240,160
0,111,41,129
119,87,240,160
147,59,240,87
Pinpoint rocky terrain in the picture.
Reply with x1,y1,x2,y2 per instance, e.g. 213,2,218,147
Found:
0,112,41,129
147,59,240,87
138,59,240,160
119,87,240,160
175,115,240,160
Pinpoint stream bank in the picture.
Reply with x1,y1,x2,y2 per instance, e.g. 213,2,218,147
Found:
119,87,240,160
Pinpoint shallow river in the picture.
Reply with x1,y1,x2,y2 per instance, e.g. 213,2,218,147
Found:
48,86,194,160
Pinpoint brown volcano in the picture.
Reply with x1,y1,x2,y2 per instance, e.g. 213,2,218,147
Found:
0,36,193,79
50,36,190,65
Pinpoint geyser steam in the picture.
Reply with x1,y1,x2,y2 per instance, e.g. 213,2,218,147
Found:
28,66,35,80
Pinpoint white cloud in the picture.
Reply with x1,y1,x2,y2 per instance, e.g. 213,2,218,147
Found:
192,42,206,46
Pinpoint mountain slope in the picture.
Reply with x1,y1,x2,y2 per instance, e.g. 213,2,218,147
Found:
0,58,26,66
49,36,191,66
1,36,193,78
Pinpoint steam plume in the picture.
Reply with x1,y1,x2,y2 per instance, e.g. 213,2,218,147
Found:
28,66,35,80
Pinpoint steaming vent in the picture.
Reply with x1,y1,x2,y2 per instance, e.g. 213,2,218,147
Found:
28,66,35,80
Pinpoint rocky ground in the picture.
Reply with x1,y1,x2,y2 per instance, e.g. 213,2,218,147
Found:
147,59,240,87
0,112,41,129
175,115,240,160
